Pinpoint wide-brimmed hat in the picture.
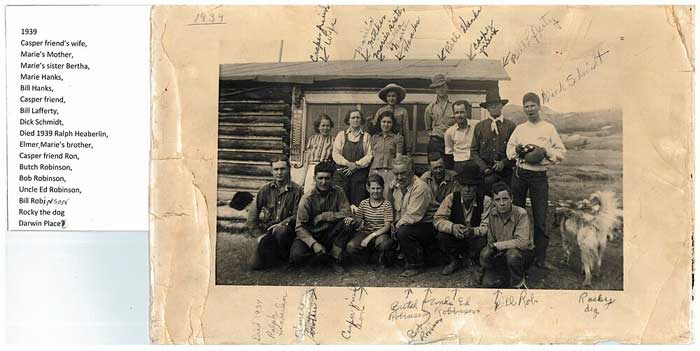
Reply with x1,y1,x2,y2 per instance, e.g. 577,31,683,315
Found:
429,74,449,88
455,162,482,186
378,83,406,103
479,91,509,108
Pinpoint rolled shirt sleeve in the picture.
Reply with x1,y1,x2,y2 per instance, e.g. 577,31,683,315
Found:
433,193,456,234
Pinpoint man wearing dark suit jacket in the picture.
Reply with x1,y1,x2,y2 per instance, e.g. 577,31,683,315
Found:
470,91,516,192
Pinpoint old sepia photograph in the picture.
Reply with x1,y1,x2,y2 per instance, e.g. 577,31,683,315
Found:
150,5,691,344
215,53,623,290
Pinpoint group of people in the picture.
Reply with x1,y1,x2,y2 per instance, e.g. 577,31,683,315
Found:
244,74,566,288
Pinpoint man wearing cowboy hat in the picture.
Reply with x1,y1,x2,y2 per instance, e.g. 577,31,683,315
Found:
471,90,517,192
424,74,456,168
433,162,493,276
373,83,412,154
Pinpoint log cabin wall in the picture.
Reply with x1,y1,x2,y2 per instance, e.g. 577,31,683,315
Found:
217,81,292,234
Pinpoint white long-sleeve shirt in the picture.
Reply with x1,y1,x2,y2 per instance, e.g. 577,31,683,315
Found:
506,120,566,171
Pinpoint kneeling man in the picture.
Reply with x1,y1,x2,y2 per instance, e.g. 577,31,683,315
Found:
478,182,535,288
291,161,355,273
392,155,439,277
247,157,303,270
433,162,492,275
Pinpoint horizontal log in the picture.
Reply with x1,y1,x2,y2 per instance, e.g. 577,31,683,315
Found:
218,137,287,150
219,103,289,112
218,111,285,116
219,162,271,177
218,149,284,162
218,125,289,137
218,114,289,124
218,175,271,191
219,99,286,104
220,122,286,128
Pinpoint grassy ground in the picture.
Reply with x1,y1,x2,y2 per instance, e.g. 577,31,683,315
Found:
216,134,623,290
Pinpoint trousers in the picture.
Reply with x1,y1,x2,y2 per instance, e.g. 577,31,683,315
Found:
289,220,354,266
396,222,438,269
480,246,534,287
511,168,549,262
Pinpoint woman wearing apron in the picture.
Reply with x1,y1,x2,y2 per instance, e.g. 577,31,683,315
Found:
302,114,334,194
332,109,374,206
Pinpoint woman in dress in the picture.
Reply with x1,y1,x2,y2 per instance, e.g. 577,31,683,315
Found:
302,114,335,194
371,83,411,154
332,109,373,206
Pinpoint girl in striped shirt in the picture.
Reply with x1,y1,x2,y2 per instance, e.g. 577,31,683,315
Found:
345,174,396,267
302,114,335,194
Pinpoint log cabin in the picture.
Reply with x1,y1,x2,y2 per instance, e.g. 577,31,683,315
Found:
217,59,510,234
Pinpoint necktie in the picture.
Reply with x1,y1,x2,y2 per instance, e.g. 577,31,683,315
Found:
490,117,503,135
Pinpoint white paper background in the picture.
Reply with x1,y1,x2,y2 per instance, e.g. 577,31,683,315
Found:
5,5,150,232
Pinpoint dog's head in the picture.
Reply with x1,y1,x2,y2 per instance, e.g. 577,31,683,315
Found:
588,191,619,214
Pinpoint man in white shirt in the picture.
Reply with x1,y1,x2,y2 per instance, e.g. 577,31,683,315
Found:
506,92,566,270
444,100,478,175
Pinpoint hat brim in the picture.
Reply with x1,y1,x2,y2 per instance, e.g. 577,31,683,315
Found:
378,86,406,103
429,80,448,88
479,99,509,108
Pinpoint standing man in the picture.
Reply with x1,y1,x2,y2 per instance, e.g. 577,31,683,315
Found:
471,91,517,192
478,182,535,289
433,162,493,276
291,161,355,274
506,92,566,270
444,100,478,175
424,74,455,169
420,152,458,204
392,155,439,278
247,156,304,270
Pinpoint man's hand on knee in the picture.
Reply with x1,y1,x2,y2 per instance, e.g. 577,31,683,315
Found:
312,242,327,255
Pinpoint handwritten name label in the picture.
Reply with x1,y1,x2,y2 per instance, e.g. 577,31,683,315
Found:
389,288,479,343
251,299,263,342
541,47,611,104
354,7,419,62
265,292,287,340
341,287,368,340
295,288,319,342
502,12,562,67
437,7,482,61
493,289,539,312
251,294,287,342
468,20,499,60
310,5,337,62
578,292,616,319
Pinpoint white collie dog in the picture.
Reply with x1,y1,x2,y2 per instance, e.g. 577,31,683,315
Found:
555,191,621,288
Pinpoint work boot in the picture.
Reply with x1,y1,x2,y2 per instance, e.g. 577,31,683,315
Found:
332,262,346,274
441,260,461,275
